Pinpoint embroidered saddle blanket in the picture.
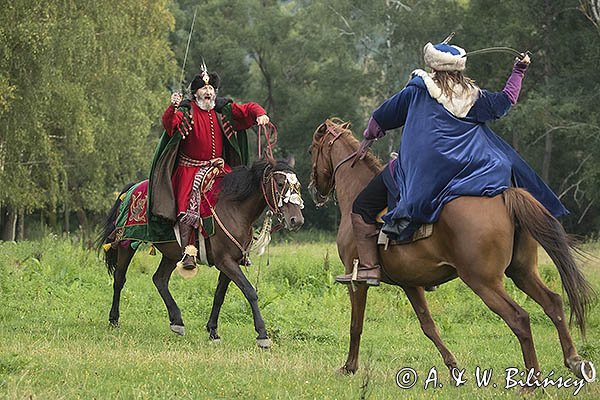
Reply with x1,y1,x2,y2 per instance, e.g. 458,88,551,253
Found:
113,180,176,244
113,163,223,245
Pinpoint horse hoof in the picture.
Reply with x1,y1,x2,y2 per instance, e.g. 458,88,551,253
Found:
170,325,186,336
336,365,355,375
256,338,272,349
109,320,119,328
208,329,221,343
577,360,596,382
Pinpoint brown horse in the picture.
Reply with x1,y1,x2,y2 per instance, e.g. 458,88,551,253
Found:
309,118,596,382
97,158,304,348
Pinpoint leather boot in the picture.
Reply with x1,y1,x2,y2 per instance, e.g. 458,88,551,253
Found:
336,213,381,286
177,222,197,270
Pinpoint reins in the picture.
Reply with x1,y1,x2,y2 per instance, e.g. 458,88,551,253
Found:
261,166,282,216
310,123,357,206
256,122,278,159
206,200,252,265
310,125,407,287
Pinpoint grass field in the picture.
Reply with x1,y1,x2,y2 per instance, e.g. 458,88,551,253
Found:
1,234,599,399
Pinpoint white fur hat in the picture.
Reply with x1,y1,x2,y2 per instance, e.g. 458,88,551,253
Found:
423,42,467,71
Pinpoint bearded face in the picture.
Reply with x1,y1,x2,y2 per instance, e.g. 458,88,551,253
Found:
194,85,216,111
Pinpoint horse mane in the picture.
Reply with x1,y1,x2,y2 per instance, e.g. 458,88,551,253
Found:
319,118,383,172
220,159,293,202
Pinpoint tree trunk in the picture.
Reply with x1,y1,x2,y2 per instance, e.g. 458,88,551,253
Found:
387,131,396,158
255,51,275,117
1,206,17,241
541,0,554,183
64,206,70,234
17,209,25,241
542,132,552,182
76,209,91,248
48,209,59,233
63,172,70,234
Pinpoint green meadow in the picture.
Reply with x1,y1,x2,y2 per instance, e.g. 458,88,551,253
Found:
1,235,599,399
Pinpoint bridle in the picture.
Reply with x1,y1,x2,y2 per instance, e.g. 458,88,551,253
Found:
261,166,304,218
309,123,357,207
206,163,303,264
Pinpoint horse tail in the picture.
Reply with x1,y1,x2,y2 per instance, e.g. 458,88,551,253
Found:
503,187,596,338
95,182,136,276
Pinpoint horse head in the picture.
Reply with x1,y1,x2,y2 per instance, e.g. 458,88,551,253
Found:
263,155,305,231
308,118,352,207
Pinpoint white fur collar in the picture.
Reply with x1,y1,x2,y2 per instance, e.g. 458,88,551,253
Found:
412,69,480,118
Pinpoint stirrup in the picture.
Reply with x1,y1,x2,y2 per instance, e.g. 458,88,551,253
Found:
335,260,380,286
176,245,199,279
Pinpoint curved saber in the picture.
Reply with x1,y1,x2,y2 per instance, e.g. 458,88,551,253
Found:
463,46,529,59
179,8,198,89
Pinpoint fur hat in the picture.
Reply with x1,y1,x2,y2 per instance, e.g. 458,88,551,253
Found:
423,42,466,71
190,72,220,92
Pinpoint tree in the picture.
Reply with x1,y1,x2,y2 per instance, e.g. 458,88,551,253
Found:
0,0,176,240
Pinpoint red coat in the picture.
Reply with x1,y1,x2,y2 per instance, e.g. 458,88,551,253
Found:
161,101,266,216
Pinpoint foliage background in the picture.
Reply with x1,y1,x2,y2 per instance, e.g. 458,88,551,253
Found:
1,0,600,238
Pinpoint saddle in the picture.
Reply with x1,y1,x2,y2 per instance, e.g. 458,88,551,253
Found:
375,208,433,249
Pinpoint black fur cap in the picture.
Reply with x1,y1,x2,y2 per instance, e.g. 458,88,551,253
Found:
190,72,220,92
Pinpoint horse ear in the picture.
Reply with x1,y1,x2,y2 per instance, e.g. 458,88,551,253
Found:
285,154,296,169
265,154,276,166
341,121,351,130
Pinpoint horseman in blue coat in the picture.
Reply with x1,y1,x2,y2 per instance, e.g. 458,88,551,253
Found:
336,40,567,287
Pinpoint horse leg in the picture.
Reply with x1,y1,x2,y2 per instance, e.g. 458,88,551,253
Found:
506,232,596,381
206,271,231,342
109,245,136,327
460,272,541,378
152,252,185,336
403,286,459,373
338,283,369,375
219,258,271,348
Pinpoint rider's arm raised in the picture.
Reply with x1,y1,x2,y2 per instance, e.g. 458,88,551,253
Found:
468,57,530,123
162,104,185,136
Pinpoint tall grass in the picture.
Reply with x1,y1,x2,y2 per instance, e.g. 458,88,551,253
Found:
0,236,599,399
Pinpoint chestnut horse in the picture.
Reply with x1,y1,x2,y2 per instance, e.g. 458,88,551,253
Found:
97,158,304,348
309,118,596,381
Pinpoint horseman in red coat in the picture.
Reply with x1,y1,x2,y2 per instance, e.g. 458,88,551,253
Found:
147,65,270,271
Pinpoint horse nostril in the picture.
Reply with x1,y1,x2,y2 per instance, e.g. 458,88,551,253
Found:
290,217,297,225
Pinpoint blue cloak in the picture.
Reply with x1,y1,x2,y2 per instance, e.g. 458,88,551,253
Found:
374,73,567,240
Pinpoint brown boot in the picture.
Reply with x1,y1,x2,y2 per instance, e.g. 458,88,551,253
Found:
177,222,198,270
335,213,381,286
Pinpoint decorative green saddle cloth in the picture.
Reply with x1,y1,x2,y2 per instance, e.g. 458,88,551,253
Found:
114,180,176,244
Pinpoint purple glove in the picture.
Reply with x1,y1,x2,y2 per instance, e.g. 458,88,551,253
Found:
502,61,528,105
363,116,386,140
